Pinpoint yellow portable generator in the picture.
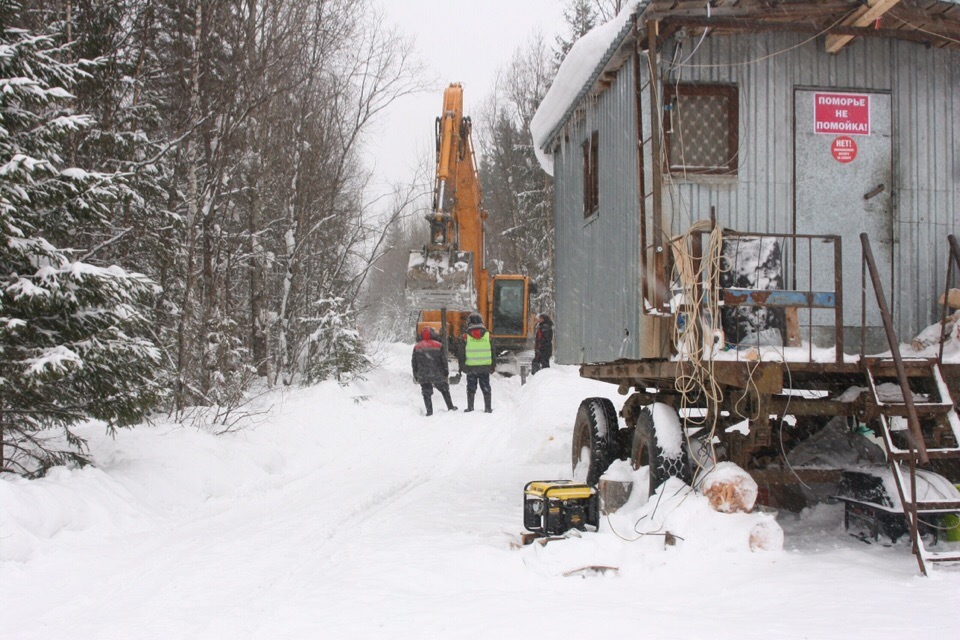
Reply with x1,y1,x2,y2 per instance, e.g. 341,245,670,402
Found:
523,480,599,535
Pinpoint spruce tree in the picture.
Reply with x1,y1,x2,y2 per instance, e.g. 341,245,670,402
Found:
554,0,598,68
303,296,369,385
0,5,161,475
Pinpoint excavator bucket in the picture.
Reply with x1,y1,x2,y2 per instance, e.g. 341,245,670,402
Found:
405,248,476,309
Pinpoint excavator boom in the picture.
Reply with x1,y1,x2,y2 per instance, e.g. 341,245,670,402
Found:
405,83,535,372
405,83,485,312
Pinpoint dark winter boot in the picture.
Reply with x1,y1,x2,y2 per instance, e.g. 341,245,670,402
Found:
464,391,475,412
424,395,433,417
483,391,492,413
442,390,458,411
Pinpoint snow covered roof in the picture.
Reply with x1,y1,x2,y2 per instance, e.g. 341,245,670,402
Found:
530,0,647,176
532,0,960,176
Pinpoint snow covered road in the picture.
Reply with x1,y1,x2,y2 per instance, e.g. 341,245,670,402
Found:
2,343,959,639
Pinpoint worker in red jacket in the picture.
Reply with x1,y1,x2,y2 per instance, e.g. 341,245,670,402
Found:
412,328,457,416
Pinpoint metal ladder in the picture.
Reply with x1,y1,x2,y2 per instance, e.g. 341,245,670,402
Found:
861,234,960,575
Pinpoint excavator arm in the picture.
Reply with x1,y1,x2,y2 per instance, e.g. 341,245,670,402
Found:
406,83,535,372
405,84,483,311
407,84,484,312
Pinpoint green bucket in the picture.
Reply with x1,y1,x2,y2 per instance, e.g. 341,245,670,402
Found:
946,514,960,542
947,485,960,543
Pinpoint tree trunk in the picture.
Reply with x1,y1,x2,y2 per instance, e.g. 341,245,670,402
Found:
175,0,203,412
275,114,305,386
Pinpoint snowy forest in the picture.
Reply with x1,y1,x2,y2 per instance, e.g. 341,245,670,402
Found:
0,0,621,476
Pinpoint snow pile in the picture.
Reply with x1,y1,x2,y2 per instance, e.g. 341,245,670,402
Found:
650,402,684,458
608,474,778,554
904,310,960,362
0,415,288,563
530,0,643,175
527,473,783,577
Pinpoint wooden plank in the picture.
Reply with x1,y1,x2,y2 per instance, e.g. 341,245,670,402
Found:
649,2,852,21
647,20,668,313
766,397,862,417
659,16,950,47
713,362,783,394
785,307,802,347
825,0,903,53
580,360,960,405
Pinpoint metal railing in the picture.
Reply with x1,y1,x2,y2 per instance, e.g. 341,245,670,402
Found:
860,232,927,575
687,228,844,362
860,233,928,463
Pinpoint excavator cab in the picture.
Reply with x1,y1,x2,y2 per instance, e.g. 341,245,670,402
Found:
490,275,536,352
491,278,526,335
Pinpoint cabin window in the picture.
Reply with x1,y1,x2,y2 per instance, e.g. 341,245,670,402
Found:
582,130,599,216
664,84,738,176
492,279,525,336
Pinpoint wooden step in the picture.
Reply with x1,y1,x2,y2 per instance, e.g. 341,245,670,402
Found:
878,413,960,461
920,550,960,564
864,358,942,377
887,447,960,461
865,360,955,413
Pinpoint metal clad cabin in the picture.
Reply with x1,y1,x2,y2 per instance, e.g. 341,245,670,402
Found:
533,0,960,364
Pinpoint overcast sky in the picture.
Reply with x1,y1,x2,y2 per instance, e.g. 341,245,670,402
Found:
367,0,567,193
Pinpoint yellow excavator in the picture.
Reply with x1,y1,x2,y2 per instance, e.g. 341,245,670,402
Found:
406,83,537,377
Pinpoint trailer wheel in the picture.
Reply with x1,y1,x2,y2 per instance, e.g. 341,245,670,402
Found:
571,397,620,486
613,426,635,462
630,405,692,497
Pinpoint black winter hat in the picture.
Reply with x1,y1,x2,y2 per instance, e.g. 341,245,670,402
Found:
467,313,483,325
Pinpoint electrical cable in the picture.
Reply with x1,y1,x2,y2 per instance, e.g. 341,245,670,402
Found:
777,358,812,490
667,220,728,488
673,11,858,69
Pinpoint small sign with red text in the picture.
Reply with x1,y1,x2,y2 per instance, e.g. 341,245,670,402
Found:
815,92,870,135
831,136,857,163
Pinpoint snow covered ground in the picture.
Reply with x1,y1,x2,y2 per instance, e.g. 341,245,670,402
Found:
2,342,959,639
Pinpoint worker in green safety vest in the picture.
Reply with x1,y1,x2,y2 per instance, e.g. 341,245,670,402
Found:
461,313,495,413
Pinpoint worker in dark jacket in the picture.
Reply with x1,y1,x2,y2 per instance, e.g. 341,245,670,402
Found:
412,328,457,416
532,313,553,375
461,313,495,413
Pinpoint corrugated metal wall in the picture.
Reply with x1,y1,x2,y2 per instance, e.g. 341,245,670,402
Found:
553,55,642,364
551,31,960,363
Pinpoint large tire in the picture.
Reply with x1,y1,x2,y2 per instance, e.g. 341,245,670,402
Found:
630,405,692,498
571,397,620,486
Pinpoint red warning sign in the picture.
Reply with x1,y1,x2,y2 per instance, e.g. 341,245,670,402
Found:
815,92,870,135
831,136,857,163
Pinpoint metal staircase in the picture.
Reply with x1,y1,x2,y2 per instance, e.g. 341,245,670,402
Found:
861,233,960,575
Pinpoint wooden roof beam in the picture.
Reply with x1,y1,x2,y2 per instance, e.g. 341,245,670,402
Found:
825,0,902,53
659,15,945,47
